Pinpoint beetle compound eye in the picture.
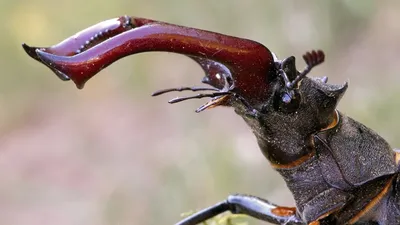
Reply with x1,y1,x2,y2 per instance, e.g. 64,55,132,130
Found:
274,91,301,113
282,93,292,104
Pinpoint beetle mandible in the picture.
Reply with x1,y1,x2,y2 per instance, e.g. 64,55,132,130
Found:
22,16,400,225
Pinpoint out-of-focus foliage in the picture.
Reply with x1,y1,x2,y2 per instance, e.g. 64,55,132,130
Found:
1,1,400,225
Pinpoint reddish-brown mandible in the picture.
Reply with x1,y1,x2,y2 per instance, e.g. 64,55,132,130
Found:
23,16,275,107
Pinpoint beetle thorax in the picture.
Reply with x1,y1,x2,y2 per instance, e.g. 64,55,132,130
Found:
237,77,348,165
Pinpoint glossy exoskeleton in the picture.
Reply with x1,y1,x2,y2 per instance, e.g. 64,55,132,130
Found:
22,16,400,225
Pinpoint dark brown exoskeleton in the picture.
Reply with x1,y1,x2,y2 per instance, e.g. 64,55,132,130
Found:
22,16,400,225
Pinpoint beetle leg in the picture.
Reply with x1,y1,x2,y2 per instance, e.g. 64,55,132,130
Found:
176,194,305,225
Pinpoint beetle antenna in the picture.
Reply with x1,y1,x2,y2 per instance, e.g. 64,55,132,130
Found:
168,92,230,104
288,50,325,89
151,86,219,96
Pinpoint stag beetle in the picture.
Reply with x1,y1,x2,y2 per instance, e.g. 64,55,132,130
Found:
22,16,400,225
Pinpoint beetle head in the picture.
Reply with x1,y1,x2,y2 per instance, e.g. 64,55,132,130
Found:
165,50,348,164
157,50,348,160
159,50,346,123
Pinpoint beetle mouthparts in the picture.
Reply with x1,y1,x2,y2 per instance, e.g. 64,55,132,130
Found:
195,95,230,113
151,85,232,113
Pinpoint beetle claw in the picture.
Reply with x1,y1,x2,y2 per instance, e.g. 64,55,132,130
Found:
22,43,41,61
23,44,71,81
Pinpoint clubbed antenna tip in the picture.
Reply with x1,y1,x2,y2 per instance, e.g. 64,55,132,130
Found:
288,50,325,89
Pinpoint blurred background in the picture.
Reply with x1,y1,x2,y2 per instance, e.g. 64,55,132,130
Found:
1,0,400,224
